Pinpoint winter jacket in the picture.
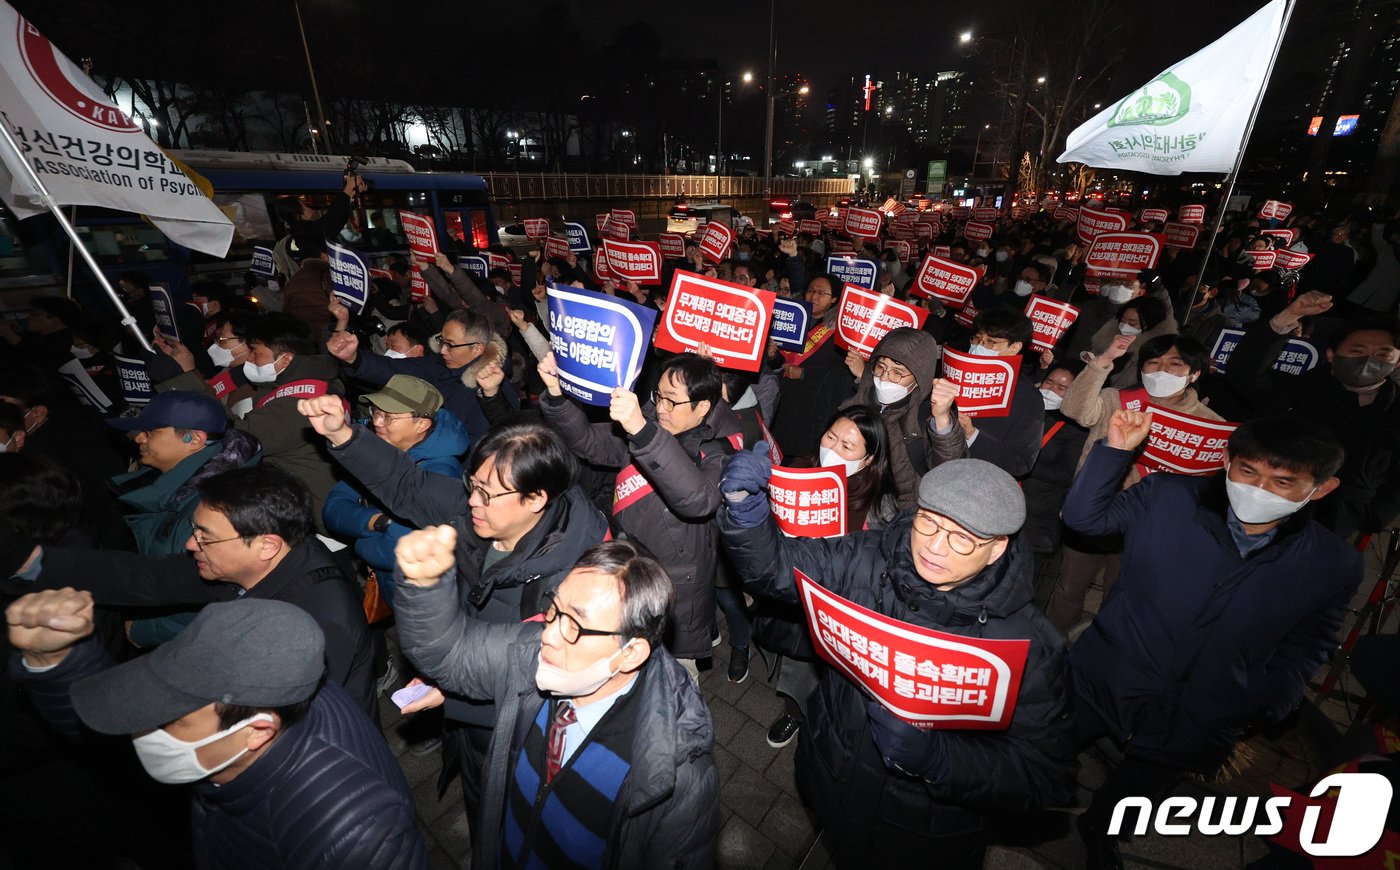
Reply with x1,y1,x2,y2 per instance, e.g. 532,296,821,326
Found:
282,259,336,343
771,309,854,458
422,263,511,337
394,569,719,870
1021,411,1089,555
965,368,1045,479
1083,306,1180,390
717,507,1077,836
14,639,426,870
540,393,744,658
1062,440,1364,771
157,365,257,419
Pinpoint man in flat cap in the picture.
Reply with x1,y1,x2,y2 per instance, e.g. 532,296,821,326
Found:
6,591,427,870
718,446,1076,869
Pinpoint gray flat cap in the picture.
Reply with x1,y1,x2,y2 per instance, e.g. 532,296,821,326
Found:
916,459,1026,538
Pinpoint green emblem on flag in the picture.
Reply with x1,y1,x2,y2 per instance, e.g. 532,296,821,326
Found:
1107,72,1191,128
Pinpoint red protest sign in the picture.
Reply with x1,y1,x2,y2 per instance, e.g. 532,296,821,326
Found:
1024,295,1080,353
603,219,631,242
1257,200,1293,221
884,240,912,264
830,238,856,255
912,255,985,308
799,219,823,236
1137,406,1237,477
592,247,612,281
1244,249,1277,271
844,207,883,239
776,219,796,236
1011,206,1034,220
891,223,919,241
1139,208,1169,224
601,239,663,285
1273,248,1314,271
973,207,999,222
1259,228,1299,246
487,252,512,273
915,223,935,241
699,222,734,263
410,271,429,304
655,272,775,372
1178,204,1206,224
834,284,929,360
963,221,994,242
950,206,972,220
595,213,609,231
399,211,439,260
822,211,843,231
941,347,1021,418
1163,222,1201,249
544,236,570,260
658,232,686,260
1053,206,1079,223
1084,232,1164,278
933,245,951,258
1076,206,1130,246
768,466,847,538
508,263,522,286
916,212,941,226
953,300,980,331
610,208,637,228
796,569,1029,730
523,217,550,240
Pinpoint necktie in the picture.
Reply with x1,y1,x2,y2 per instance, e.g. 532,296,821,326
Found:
545,700,577,784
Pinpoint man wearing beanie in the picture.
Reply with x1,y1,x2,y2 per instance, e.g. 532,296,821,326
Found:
717,448,1076,868
6,593,427,869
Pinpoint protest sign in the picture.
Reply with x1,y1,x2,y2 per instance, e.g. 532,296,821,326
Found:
827,255,879,291
546,286,657,406
610,208,637,229
884,240,912,263
1178,204,1207,224
113,353,152,406
399,211,438,260
891,223,919,242
769,467,847,538
954,300,980,331
563,219,591,252
601,239,662,285
821,212,843,231
796,569,1029,729
941,347,1021,418
655,272,775,372
973,207,999,222
799,219,823,236
1137,406,1237,476
595,213,609,232
1085,232,1164,278
603,219,631,242
1076,205,1130,246
327,242,371,314
911,255,985,307
149,285,180,341
1209,328,1320,376
1273,248,1314,271
523,217,550,240
915,222,935,241
1024,296,1080,353
1163,221,1201,249
769,298,811,351
963,221,994,242
1259,228,1299,245
1139,208,1169,223
951,206,972,220
933,245,952,258
776,219,796,236
699,222,734,263
507,263,522,287
544,236,571,260
250,245,276,279
658,232,686,260
1053,206,1080,223
487,252,512,273
829,238,856,255
592,247,612,281
835,206,849,225
410,271,429,304
1258,200,1293,221
58,358,111,412
1244,249,1277,271
834,284,929,359
844,206,883,239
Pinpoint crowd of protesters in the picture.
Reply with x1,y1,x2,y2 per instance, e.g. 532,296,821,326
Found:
0,182,1397,870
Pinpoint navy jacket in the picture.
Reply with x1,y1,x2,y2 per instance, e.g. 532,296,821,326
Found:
1062,440,1363,770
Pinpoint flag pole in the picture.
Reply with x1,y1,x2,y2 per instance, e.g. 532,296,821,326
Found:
1183,0,1296,325
0,120,154,354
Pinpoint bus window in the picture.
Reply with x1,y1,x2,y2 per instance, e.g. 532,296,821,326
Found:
212,194,276,250
75,222,171,264
0,206,50,278
443,209,490,251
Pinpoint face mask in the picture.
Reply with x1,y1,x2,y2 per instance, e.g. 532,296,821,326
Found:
70,345,95,360
1012,280,1034,297
382,349,408,360
198,302,216,317
207,342,235,368
737,252,750,262
871,376,911,405
975,247,990,258
1039,388,1064,411
819,445,868,477
1118,322,1142,337
130,713,274,784
967,343,1000,357
1332,355,1397,389
1101,284,1135,303
1225,466,1316,524
1142,370,1191,398
266,279,281,294
995,251,1010,263
535,644,631,697
242,354,284,384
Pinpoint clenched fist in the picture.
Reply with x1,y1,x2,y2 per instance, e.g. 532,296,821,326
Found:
1106,408,1155,451
7,588,94,668
326,328,359,364
609,388,646,436
298,394,353,446
396,524,458,588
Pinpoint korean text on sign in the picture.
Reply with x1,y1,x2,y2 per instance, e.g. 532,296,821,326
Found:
833,285,929,360
768,466,847,538
654,272,775,372
941,347,1021,418
1023,296,1080,353
546,287,657,407
1137,405,1238,476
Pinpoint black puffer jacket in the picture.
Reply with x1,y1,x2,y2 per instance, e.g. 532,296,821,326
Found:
718,507,1077,835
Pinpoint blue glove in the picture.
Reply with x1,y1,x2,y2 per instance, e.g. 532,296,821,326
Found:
865,700,950,782
721,442,773,498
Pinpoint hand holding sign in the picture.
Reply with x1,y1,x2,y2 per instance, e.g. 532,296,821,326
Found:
609,388,646,435
154,334,196,373
1106,408,1154,451
866,700,948,780
537,352,563,397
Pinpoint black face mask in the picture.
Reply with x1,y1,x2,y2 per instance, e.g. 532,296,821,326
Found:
1331,355,1397,389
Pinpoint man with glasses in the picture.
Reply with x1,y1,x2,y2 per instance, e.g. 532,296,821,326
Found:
939,309,1045,479
771,273,853,458
393,530,718,869
717,455,1076,867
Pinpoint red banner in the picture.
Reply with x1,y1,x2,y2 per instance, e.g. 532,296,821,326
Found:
915,223,935,241
776,219,796,236
941,347,1021,418
844,207,883,239
834,284,929,359
487,252,512,273
1139,208,1169,224
768,466,847,538
1011,206,1034,220
1257,200,1293,221
972,207,999,222
655,272,775,372
610,208,637,228
799,219,823,236
1053,207,1079,224
884,240,912,263
1076,205,1130,246
1259,228,1300,246
963,221,994,242
1137,406,1237,476
1024,295,1080,353
658,232,686,260
912,255,985,307
602,219,631,242
1084,232,1164,278
508,263,522,286
891,223,919,241
523,217,550,240
822,211,843,231
595,213,609,231
544,236,570,260
1274,248,1314,271
1244,249,1278,271
953,300,980,331
699,222,734,263
933,245,951,259
950,206,971,220
593,247,612,281
1163,222,1201,249
1178,204,1206,224
399,211,438,259
796,570,1029,729
410,272,429,304
601,239,663,285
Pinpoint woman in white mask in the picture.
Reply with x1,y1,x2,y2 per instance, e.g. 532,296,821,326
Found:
1085,295,1174,389
1045,333,1223,634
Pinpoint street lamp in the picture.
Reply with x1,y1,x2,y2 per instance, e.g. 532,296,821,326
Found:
960,30,973,43
742,71,753,83
798,84,809,95
292,0,330,151
1037,76,1047,84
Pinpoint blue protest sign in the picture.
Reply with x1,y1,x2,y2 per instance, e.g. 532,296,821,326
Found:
457,255,489,283
1209,328,1319,376
563,220,591,253
149,285,180,342
826,255,879,291
327,241,371,315
547,286,658,406
770,298,811,350
113,353,153,406
250,245,276,279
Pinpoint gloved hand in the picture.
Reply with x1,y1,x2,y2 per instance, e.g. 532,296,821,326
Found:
865,700,949,782
721,442,773,501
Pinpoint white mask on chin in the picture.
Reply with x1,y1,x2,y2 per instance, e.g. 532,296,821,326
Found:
535,644,631,697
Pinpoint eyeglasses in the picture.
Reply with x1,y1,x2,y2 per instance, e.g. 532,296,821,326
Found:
911,511,998,556
806,288,834,298
651,390,697,413
370,409,419,424
191,530,242,551
871,360,913,384
542,592,622,645
969,334,1013,351
463,476,519,505
435,335,484,351
215,336,246,346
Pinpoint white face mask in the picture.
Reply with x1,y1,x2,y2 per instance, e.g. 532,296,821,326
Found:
1039,388,1064,411
1225,466,1317,524
207,342,236,368
975,247,990,258
995,250,1010,263
242,354,285,384
871,376,912,405
967,343,1000,357
70,345,95,360
1142,370,1192,398
535,644,631,698
1101,284,1136,304
1012,280,1034,297
131,713,274,784
382,349,408,360
819,445,868,477
1118,322,1142,337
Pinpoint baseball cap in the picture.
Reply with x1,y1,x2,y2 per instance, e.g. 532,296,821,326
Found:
363,374,442,417
107,391,228,435
70,599,325,735
916,459,1026,539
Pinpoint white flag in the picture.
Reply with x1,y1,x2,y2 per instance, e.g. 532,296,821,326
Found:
0,2,233,256
1057,0,1287,175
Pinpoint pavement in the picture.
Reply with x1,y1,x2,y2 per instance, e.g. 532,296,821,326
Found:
378,533,1395,869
